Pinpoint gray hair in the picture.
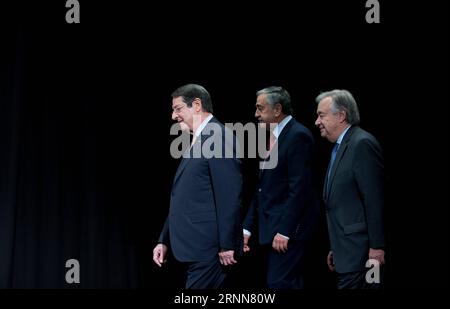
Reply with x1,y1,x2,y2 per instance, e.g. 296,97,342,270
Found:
315,89,360,125
256,86,293,115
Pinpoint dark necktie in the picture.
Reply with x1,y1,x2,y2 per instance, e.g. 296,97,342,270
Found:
326,142,340,191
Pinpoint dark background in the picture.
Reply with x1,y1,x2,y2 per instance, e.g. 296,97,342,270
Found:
0,1,448,289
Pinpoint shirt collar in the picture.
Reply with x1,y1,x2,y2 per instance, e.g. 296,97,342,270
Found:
336,125,351,145
272,115,293,139
194,114,213,137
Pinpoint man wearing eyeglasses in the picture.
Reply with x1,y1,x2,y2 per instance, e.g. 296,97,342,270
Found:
153,84,242,289
315,89,385,289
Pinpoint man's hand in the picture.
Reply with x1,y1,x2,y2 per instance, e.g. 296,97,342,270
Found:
153,243,168,267
272,233,289,253
369,248,385,265
218,250,237,266
243,234,251,253
327,250,336,272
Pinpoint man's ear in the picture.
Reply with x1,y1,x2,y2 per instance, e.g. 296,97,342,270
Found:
192,98,202,112
274,103,282,117
339,110,347,123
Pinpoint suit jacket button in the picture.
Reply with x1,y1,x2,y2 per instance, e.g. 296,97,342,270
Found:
258,188,262,192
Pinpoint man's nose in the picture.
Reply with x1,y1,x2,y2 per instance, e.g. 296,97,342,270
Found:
314,117,320,126
172,112,178,121
255,110,259,118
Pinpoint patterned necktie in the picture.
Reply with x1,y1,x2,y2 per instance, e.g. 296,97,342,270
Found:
191,134,197,147
261,131,276,172
269,131,276,152
264,131,276,159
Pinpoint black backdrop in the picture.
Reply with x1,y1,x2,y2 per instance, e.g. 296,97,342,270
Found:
0,1,448,289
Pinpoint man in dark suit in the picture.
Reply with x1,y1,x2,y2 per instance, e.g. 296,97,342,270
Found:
315,89,385,289
152,84,242,289
242,86,319,288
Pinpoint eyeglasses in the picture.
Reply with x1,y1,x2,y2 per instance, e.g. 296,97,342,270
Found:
172,104,188,114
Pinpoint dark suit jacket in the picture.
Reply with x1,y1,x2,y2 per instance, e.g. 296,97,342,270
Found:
243,118,319,245
159,117,242,262
324,126,385,273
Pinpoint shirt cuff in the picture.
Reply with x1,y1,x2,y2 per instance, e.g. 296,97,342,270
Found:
243,229,251,236
276,233,290,240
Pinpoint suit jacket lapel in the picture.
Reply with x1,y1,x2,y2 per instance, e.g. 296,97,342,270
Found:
173,147,193,187
259,118,294,179
326,142,348,197
325,126,356,200
172,117,218,187
259,139,278,179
